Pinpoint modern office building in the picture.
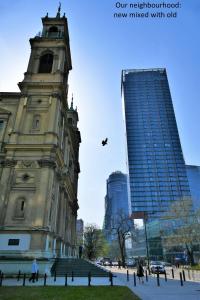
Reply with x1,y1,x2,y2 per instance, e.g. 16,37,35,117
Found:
0,8,81,273
186,165,200,210
122,68,191,220
103,171,129,241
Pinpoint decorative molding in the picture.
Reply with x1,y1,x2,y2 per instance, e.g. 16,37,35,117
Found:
1,160,17,168
38,159,56,169
16,160,39,169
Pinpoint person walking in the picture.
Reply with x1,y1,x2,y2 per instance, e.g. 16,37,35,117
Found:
118,260,121,269
137,262,144,284
79,245,83,259
29,259,38,283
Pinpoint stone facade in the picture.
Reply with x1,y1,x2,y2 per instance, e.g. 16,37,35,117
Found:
0,13,81,259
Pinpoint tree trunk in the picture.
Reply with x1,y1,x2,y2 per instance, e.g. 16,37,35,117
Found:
118,232,126,267
186,244,195,266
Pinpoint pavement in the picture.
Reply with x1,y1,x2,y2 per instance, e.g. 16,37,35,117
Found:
1,267,200,300
112,268,200,300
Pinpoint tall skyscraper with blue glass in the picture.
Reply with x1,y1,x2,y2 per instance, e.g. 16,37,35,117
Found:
103,171,129,241
122,68,191,220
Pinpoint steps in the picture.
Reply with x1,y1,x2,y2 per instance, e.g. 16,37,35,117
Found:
51,258,110,277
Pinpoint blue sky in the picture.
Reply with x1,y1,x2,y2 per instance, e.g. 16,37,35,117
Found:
0,0,200,227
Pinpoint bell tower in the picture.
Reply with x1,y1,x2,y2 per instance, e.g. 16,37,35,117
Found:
19,7,72,102
0,6,81,272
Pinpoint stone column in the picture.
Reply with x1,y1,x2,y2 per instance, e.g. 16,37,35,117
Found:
53,238,57,257
63,244,66,257
60,241,63,257
45,234,49,252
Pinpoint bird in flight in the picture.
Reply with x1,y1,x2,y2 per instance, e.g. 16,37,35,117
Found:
102,138,108,146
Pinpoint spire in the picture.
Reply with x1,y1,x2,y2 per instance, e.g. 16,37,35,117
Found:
56,2,61,18
70,94,74,110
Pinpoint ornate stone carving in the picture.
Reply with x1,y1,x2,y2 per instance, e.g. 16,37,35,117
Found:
16,160,39,169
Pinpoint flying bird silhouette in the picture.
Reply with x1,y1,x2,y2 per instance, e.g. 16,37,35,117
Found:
102,138,108,146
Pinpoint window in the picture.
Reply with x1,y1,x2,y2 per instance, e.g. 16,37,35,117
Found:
8,239,20,246
68,118,72,125
21,200,25,211
22,174,30,182
49,26,58,33
14,198,26,218
0,120,4,129
32,115,41,130
48,26,59,38
38,53,53,73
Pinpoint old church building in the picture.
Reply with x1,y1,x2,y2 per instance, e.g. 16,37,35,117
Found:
0,8,81,272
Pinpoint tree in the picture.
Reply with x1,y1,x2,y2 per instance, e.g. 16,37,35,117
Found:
108,240,121,260
83,224,109,260
161,197,200,265
111,210,134,267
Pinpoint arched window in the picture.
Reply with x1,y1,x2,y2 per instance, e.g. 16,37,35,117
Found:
48,26,59,38
38,53,53,73
49,26,58,33
32,115,41,130
21,200,25,211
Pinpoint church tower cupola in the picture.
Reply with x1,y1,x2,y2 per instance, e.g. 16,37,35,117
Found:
18,6,72,106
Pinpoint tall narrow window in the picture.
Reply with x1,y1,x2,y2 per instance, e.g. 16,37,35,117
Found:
32,115,41,130
38,53,53,73
21,200,25,211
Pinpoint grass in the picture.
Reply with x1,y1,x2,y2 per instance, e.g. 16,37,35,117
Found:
0,286,141,300
190,264,200,271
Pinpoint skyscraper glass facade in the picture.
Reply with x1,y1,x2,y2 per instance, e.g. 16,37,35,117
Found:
103,171,129,241
122,68,191,219
186,165,200,210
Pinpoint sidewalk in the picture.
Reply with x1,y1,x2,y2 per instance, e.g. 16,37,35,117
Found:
112,268,200,300
1,276,111,287
1,269,200,300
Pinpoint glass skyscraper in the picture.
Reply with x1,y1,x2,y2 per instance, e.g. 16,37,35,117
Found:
103,171,129,241
122,68,191,220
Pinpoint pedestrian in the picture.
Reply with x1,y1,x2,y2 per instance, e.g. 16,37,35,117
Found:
118,260,122,269
79,245,83,259
29,259,38,283
137,262,144,284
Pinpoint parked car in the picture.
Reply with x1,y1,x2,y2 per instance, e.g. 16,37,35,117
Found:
150,261,165,274
100,257,112,266
161,261,172,267
126,258,136,267
103,260,111,266
96,259,103,265
111,261,119,267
